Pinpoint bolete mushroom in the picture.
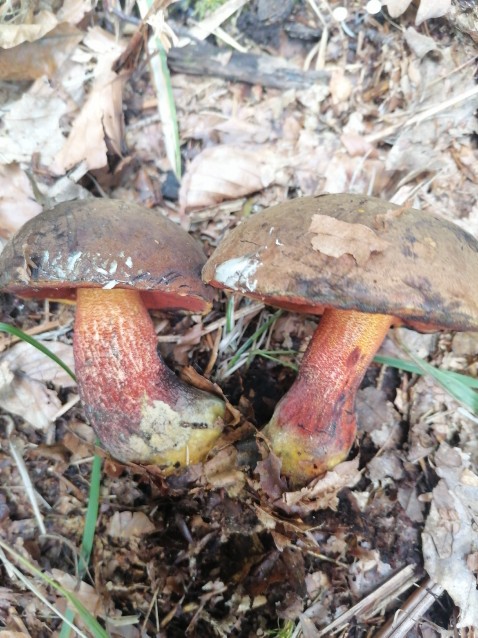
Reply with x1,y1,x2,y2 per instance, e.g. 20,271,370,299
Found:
203,193,478,485
0,199,225,470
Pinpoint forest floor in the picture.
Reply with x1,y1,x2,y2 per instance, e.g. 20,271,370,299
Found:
1,0,478,636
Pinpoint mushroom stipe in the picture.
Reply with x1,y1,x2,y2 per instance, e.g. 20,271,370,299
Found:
203,193,478,486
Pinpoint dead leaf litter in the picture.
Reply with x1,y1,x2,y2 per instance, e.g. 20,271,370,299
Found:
1,0,478,636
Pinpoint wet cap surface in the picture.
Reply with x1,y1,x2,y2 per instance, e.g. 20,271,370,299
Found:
203,193,478,331
0,198,214,313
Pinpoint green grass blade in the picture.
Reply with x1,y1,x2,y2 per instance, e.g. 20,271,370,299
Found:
136,0,181,178
228,309,282,369
0,323,103,636
381,350,478,414
60,452,102,638
0,322,76,381
0,539,109,638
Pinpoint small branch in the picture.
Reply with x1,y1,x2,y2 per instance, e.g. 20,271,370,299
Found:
168,31,329,90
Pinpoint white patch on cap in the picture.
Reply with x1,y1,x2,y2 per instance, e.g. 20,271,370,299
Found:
102,280,119,289
214,256,260,292
109,260,118,274
125,256,133,268
66,251,82,271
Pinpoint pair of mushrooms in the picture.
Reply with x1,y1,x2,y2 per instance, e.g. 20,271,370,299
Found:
2,195,478,485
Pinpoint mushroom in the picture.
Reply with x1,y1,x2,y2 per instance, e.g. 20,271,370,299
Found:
203,193,478,485
0,199,225,470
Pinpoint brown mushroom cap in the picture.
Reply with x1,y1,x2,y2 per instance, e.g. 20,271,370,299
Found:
0,199,214,313
203,193,478,331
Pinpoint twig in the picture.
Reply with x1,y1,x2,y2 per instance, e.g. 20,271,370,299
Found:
316,565,418,636
365,85,478,144
373,578,444,638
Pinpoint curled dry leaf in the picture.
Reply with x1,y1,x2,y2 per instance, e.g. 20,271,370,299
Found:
179,145,275,211
309,214,390,266
280,459,361,515
404,27,439,58
383,0,414,18
52,27,127,176
384,0,450,23
0,164,42,238
415,0,451,25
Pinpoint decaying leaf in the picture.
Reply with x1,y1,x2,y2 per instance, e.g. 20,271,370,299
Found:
0,77,68,167
422,443,478,627
309,214,390,266
0,164,42,238
52,27,127,176
52,569,103,616
107,511,156,538
0,24,82,82
383,0,451,23
404,27,439,58
0,10,58,49
280,459,361,514
415,0,451,25
383,0,414,18
0,341,75,430
179,145,275,211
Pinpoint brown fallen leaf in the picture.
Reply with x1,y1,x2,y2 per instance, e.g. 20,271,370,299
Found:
52,27,127,175
179,145,275,211
0,10,58,48
107,511,156,538
0,24,82,82
278,459,362,515
0,341,75,430
309,214,390,266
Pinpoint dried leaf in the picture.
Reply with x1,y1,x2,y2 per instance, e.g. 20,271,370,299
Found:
0,10,58,48
56,0,94,25
1,341,75,387
309,214,390,266
384,0,414,18
416,0,451,25
256,453,288,500
0,24,82,81
52,27,127,176
422,443,478,627
0,77,68,167
0,341,75,430
0,164,42,238
179,145,275,211
107,511,156,538
52,569,103,616
404,27,439,58
279,459,361,514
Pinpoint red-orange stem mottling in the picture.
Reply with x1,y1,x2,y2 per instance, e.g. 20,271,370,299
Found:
263,308,392,485
73,288,224,466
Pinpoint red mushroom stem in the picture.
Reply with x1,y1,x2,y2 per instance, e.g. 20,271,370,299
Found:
263,308,392,485
73,288,225,468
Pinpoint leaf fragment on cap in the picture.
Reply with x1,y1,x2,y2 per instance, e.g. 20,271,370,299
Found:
309,214,390,266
